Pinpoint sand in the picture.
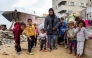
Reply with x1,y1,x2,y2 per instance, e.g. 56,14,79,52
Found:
0,42,84,58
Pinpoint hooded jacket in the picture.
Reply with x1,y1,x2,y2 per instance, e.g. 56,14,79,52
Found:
44,8,59,35
13,22,23,43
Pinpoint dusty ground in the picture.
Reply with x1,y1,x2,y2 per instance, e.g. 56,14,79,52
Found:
0,42,86,58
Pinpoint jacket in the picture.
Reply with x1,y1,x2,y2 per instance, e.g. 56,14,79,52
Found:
44,15,59,35
26,25,36,37
13,22,23,43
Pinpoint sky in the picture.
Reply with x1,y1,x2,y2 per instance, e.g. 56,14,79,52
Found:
0,0,52,16
0,0,52,29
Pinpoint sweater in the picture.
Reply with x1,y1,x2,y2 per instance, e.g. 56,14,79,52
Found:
39,33,48,40
74,27,88,41
67,28,76,40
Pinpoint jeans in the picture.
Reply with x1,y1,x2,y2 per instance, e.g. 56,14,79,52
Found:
48,35,57,49
28,36,35,53
40,40,46,50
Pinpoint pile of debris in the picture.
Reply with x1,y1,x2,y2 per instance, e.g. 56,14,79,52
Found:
0,30,27,45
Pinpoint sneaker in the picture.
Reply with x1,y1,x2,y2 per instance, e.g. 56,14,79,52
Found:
43,50,47,52
29,52,34,55
49,49,52,52
39,49,42,51
65,45,67,49
17,52,20,55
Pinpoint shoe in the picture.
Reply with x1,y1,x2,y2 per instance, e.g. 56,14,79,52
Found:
39,49,42,51
17,52,20,55
29,52,34,55
43,50,47,52
65,45,68,49
49,49,52,52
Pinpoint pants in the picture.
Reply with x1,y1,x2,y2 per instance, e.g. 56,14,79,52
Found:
69,40,77,54
28,36,35,53
48,35,57,49
15,38,21,52
58,34,64,45
40,40,46,50
64,33,67,44
34,36,37,47
77,41,84,56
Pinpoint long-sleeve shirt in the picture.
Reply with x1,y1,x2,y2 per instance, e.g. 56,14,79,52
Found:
67,28,76,40
39,33,48,40
26,25,36,37
74,27,88,41
13,22,23,43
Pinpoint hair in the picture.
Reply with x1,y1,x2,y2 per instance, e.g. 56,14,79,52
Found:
20,22,26,26
41,29,45,32
75,17,80,21
33,24,36,26
28,18,32,22
60,17,64,20
69,22,74,26
77,20,85,27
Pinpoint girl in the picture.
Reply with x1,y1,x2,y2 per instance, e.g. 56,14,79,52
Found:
39,29,47,52
34,24,39,48
75,20,88,58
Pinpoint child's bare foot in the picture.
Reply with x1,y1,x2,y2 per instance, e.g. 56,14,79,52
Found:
76,55,79,58
73,54,77,56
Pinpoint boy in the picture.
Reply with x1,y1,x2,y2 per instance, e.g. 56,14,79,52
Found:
13,22,26,55
26,19,36,55
67,22,77,56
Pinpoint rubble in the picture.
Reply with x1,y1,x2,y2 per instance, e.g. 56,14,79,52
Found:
0,30,27,45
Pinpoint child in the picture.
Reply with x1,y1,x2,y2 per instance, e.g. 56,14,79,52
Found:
34,24,39,48
13,22,26,55
26,19,36,55
67,22,77,56
39,29,47,52
75,20,88,58
58,19,66,45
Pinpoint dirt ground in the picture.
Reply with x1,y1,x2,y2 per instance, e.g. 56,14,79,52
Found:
0,42,86,58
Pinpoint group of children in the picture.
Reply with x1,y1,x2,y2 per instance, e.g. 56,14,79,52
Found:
57,17,88,58
13,17,88,58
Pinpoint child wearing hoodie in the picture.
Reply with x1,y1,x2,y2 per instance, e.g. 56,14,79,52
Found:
75,20,88,58
13,22,26,55
55,17,66,45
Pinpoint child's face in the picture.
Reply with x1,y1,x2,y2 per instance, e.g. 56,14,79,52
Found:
20,25,26,30
79,23,83,28
41,30,44,33
69,24,74,29
28,20,32,25
60,19,64,22
62,23,64,26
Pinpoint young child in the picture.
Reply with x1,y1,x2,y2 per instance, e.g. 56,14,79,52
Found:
13,22,26,55
75,20,88,58
26,19,36,55
39,29,47,52
67,22,77,56
34,24,39,48
58,20,66,45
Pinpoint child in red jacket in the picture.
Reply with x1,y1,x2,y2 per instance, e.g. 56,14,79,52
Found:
13,22,26,55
